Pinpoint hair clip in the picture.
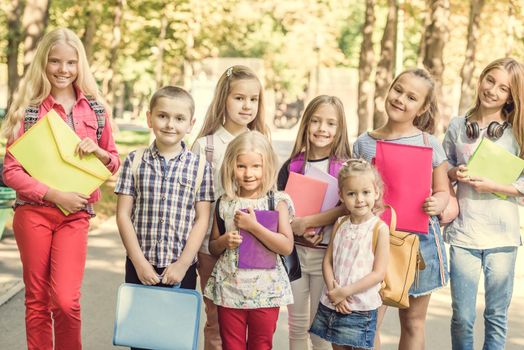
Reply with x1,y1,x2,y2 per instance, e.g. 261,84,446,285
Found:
226,67,233,77
344,158,368,166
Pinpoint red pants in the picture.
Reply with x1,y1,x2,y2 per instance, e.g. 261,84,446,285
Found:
197,252,222,350
217,305,280,350
13,205,90,350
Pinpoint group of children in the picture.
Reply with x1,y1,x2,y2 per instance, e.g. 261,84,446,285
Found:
2,27,523,350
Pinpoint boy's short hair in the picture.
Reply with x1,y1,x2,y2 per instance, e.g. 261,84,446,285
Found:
149,86,195,117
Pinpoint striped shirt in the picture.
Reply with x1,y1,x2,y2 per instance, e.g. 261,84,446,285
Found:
115,142,214,267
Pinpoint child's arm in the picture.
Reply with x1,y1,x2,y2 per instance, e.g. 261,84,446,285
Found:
208,211,243,257
293,205,348,243
422,162,450,216
322,218,342,290
116,194,160,285
326,224,389,305
162,200,211,285
234,201,294,256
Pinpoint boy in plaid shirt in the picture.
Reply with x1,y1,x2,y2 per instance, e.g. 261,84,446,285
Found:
115,86,214,290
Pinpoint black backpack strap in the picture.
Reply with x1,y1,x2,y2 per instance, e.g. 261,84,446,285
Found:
216,196,226,235
267,191,275,211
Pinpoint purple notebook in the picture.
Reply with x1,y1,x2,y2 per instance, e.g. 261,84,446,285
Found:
238,210,279,269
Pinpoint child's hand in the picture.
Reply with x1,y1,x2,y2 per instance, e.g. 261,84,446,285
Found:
422,195,446,216
468,176,497,193
303,229,323,246
234,207,257,232
327,280,348,305
49,190,89,213
161,261,187,285
454,164,470,183
335,299,352,314
75,137,102,159
291,217,308,236
223,230,243,250
135,260,161,286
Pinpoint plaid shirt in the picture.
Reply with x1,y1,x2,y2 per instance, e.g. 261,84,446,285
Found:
115,142,214,267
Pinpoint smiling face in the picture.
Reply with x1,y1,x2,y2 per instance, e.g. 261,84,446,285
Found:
307,103,339,156
385,73,430,125
147,97,194,152
478,68,511,112
224,79,260,133
340,173,379,223
45,42,78,94
234,151,264,198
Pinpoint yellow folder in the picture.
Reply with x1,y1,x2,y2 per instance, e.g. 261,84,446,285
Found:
467,137,524,199
8,109,111,213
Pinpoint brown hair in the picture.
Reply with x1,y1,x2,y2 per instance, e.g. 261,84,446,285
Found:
387,68,439,134
196,65,269,138
289,95,352,163
149,85,195,117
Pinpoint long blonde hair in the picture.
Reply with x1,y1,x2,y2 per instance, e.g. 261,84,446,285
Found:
466,57,524,157
387,68,439,134
221,130,278,199
289,95,351,161
2,27,104,140
196,65,269,138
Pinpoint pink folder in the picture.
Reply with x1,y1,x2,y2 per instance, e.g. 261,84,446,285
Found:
374,141,432,234
284,172,328,217
238,210,279,269
304,166,340,235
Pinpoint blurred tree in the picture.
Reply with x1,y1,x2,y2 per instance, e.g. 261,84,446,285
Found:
458,0,485,115
357,0,376,134
421,0,449,132
6,0,25,104
22,0,50,72
373,0,397,129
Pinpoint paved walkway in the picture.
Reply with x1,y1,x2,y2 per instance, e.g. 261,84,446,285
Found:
1,130,524,349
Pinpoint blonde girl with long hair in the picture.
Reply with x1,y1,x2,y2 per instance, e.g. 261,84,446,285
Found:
353,68,450,350
443,58,524,350
191,65,269,350
204,131,294,349
277,95,352,350
2,28,119,350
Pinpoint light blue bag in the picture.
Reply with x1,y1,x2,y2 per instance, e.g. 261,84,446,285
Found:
113,283,201,350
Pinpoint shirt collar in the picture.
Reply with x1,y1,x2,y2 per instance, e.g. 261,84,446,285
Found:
41,84,88,111
147,141,187,161
216,125,238,144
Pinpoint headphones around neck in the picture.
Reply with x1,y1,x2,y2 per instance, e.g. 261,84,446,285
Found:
464,117,509,140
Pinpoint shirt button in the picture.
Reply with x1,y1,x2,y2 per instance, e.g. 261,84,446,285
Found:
160,219,165,223
162,196,166,201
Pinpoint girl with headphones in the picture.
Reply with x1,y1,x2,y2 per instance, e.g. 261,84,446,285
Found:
442,58,524,350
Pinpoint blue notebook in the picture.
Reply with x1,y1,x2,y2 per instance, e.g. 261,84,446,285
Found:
113,283,201,350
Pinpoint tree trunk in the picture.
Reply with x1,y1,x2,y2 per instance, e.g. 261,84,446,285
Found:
506,0,516,57
82,5,97,64
373,0,398,129
22,0,50,72
155,15,168,89
357,0,376,134
421,0,450,133
102,0,126,112
458,0,485,115
6,0,25,105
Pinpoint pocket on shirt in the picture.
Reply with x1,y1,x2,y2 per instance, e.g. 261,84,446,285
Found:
80,117,98,141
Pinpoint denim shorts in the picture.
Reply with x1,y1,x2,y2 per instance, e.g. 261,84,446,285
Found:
309,303,377,349
409,216,449,297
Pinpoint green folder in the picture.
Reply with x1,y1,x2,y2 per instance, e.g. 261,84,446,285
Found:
467,138,524,199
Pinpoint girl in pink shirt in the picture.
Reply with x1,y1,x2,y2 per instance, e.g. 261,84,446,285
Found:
1,28,119,350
